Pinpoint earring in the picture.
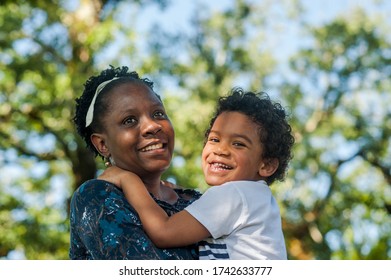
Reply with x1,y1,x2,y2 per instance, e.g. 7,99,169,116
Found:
104,156,115,167
104,157,112,167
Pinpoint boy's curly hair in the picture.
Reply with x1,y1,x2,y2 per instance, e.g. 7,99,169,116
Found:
73,65,157,156
205,87,295,185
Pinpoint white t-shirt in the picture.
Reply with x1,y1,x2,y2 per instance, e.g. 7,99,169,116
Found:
185,180,287,260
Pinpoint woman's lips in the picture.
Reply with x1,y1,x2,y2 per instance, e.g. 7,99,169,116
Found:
140,142,164,152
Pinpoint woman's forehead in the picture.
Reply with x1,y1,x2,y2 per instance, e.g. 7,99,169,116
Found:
105,82,162,108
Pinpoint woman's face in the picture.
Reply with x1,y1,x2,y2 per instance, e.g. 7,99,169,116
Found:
94,82,175,178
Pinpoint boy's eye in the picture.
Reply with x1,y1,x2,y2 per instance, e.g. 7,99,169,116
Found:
209,137,219,142
233,142,246,147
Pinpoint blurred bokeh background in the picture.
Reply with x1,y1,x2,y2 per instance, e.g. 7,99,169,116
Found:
0,0,390,259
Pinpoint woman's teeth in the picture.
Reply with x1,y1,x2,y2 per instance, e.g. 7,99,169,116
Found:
141,143,163,152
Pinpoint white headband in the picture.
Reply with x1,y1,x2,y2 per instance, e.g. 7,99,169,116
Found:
85,77,120,127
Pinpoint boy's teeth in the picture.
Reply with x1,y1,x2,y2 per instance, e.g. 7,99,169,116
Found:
212,163,232,169
141,143,163,152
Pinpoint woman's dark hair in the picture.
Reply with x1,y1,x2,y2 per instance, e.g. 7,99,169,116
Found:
205,87,295,185
73,65,158,156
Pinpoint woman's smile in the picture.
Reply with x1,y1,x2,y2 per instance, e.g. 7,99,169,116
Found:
100,82,175,176
139,142,164,152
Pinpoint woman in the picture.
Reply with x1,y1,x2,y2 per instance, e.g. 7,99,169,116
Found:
69,66,201,259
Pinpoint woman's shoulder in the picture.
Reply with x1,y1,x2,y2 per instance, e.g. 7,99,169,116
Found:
70,179,137,224
71,179,123,205
75,179,118,193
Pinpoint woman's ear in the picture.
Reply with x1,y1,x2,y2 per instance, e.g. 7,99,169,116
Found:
90,133,110,157
258,158,279,178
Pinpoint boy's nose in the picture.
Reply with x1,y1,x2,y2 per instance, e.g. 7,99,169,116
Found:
214,143,229,156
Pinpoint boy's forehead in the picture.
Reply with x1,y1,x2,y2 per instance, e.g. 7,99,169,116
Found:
215,111,257,126
213,112,261,136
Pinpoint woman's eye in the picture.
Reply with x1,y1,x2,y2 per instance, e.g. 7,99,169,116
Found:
123,117,137,125
209,137,219,142
154,111,167,119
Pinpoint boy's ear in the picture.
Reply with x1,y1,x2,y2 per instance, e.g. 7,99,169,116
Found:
258,158,279,178
90,133,110,157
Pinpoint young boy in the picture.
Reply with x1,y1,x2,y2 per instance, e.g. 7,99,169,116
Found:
99,88,294,259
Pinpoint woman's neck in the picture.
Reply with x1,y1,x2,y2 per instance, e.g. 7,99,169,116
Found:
141,176,178,204
141,176,161,195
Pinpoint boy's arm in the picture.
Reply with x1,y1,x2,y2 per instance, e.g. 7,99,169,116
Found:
120,172,210,248
99,166,210,247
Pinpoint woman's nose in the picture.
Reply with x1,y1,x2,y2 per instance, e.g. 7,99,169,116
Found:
142,118,162,136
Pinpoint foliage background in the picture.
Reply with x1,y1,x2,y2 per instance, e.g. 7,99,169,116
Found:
0,0,390,259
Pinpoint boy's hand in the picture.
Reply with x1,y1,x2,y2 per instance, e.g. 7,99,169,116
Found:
99,167,147,207
98,166,128,189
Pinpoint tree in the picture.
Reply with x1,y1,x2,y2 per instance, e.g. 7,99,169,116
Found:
1,0,390,260
147,2,391,259
0,0,168,259
154,0,290,191
279,8,391,259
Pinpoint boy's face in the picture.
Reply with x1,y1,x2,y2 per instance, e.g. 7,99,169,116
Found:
202,111,266,186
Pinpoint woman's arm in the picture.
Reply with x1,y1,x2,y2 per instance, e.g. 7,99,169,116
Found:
99,167,210,248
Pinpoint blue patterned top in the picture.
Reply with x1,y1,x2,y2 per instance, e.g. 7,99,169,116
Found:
69,179,201,260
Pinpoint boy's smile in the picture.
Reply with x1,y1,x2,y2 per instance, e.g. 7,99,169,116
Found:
202,111,266,186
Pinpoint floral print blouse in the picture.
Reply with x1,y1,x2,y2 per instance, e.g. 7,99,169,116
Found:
69,179,201,260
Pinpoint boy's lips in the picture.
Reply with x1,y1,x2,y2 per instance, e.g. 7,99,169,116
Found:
209,162,233,170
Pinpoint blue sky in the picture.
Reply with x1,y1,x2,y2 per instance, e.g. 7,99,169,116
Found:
97,0,391,81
